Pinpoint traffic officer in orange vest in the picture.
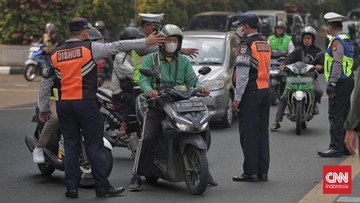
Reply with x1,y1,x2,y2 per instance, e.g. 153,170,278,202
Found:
40,17,163,198
232,12,271,182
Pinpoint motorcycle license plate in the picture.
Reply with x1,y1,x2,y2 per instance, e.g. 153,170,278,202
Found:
287,77,311,84
174,100,206,112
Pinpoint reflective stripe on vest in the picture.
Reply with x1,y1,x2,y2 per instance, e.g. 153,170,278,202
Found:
324,34,354,81
250,41,271,89
268,35,292,52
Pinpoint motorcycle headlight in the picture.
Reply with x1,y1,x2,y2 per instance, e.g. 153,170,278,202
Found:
176,122,192,132
201,79,225,91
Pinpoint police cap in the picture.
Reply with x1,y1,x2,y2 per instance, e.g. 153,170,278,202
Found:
324,12,344,22
139,13,164,24
232,12,259,27
68,17,89,32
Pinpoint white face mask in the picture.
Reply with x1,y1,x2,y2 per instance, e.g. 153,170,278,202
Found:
237,26,245,38
165,42,178,53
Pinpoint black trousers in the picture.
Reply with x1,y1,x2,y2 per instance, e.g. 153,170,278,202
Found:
328,78,354,152
133,108,165,177
112,92,135,123
56,99,110,190
238,88,270,176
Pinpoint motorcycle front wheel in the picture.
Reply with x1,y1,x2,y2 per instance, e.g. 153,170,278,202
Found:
183,145,209,195
296,101,303,135
24,64,37,81
37,163,55,176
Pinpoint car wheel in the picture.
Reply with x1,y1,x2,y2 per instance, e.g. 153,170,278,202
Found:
220,94,233,128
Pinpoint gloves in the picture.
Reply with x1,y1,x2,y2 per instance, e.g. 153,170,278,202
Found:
326,82,336,98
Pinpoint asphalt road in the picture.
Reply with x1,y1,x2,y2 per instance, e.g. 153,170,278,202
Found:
0,74,358,203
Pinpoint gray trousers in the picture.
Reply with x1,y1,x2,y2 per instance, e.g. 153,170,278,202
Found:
37,100,59,148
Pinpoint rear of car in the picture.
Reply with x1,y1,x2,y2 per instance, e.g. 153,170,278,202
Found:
184,11,240,32
182,31,240,127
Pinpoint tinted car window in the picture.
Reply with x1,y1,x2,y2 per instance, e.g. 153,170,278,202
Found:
183,37,225,65
187,16,228,31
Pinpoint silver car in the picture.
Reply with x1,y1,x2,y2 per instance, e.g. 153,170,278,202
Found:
182,31,240,128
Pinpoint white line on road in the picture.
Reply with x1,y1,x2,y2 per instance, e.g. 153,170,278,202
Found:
0,66,10,75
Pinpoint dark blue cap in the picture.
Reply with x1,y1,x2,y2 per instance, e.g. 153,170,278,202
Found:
232,12,259,27
68,17,89,32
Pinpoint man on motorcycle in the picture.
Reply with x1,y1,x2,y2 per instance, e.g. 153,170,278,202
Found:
129,24,213,191
42,23,58,54
267,21,295,54
132,13,199,94
110,27,140,140
270,26,324,131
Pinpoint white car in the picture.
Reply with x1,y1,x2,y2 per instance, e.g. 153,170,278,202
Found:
182,31,240,128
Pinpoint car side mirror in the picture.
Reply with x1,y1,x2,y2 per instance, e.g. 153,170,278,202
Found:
198,66,211,75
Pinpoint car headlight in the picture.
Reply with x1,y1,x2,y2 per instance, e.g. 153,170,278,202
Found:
201,79,224,91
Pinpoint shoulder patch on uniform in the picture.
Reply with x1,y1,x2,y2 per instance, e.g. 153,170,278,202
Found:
332,41,338,51
239,45,248,54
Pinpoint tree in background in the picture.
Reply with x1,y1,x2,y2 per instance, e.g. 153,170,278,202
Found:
1,0,359,45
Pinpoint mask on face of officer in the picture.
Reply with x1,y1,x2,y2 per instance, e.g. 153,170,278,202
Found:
165,42,178,53
237,26,245,38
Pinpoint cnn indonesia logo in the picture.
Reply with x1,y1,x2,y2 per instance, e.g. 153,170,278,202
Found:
323,166,352,194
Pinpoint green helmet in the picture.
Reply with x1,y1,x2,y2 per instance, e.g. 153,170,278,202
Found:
160,24,183,51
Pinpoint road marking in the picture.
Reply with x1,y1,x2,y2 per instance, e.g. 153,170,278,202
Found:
0,66,10,74
337,197,360,202
299,155,360,203
14,84,29,87
0,106,35,111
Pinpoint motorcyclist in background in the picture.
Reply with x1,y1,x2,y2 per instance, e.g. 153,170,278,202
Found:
110,27,140,140
95,20,110,42
270,26,324,131
267,21,295,54
42,23,58,54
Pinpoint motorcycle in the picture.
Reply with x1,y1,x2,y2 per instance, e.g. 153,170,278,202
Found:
24,42,47,81
269,50,287,106
281,62,316,135
96,87,140,158
137,66,212,195
25,106,114,188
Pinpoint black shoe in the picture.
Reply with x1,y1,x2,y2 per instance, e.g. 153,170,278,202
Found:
208,174,218,186
317,149,342,157
129,174,142,192
233,174,259,182
270,122,280,132
258,174,268,181
65,189,78,199
95,186,125,197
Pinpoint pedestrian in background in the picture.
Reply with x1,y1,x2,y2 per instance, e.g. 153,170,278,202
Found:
232,12,271,182
318,12,355,158
41,17,163,198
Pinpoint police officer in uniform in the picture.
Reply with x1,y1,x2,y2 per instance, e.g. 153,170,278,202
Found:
231,12,271,182
318,12,355,157
41,17,163,198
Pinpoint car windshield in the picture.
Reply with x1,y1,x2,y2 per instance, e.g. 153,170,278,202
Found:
182,37,225,65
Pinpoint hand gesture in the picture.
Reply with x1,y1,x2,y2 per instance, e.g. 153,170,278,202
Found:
181,48,199,59
145,31,165,46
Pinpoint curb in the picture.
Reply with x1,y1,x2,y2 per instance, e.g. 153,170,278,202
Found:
0,66,24,75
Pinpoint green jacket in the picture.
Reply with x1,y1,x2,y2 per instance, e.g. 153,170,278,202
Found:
268,34,292,52
344,73,360,132
139,51,200,94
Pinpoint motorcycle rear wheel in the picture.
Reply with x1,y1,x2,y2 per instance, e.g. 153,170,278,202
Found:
183,145,209,195
24,65,37,81
37,163,55,176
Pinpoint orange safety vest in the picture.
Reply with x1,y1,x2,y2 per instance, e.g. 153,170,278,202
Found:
50,40,97,100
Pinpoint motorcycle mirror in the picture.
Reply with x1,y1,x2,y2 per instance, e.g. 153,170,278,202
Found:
198,66,211,75
139,68,158,77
